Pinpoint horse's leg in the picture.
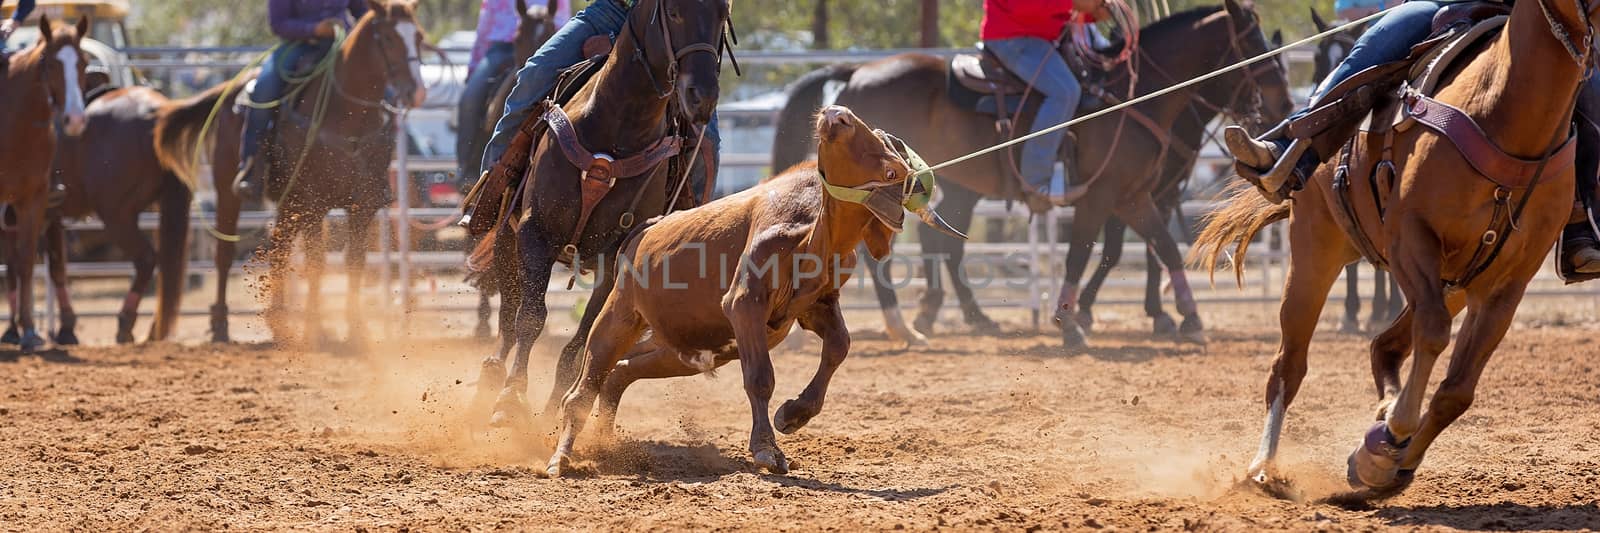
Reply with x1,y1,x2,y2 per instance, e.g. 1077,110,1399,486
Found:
300,217,328,349
2,252,17,345
9,205,45,352
210,190,243,343
1055,201,1109,349
774,294,850,434
344,204,375,348
1342,264,1363,334
470,227,521,424
1117,199,1204,344
1144,246,1178,335
1384,273,1405,326
1076,217,1124,334
912,233,946,336
1368,305,1414,416
913,186,982,336
1248,192,1360,484
487,227,555,430
102,211,157,344
866,248,926,346
44,212,78,345
1348,220,1458,492
541,256,620,428
936,190,998,333
474,258,494,339
1380,283,1523,495
546,300,646,477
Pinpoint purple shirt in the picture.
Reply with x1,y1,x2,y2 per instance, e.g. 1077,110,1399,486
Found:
269,0,369,41
471,0,518,68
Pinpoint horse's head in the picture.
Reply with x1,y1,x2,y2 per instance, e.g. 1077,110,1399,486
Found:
513,0,559,62
356,0,426,108
814,105,964,259
630,0,731,124
35,15,89,136
1207,0,1294,128
1310,8,1362,85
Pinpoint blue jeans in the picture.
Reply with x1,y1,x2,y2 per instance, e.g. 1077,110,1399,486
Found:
1311,0,1440,103
241,40,332,163
984,37,1081,190
480,0,719,184
457,41,515,181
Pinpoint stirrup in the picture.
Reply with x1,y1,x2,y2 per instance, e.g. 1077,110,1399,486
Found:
1235,139,1310,205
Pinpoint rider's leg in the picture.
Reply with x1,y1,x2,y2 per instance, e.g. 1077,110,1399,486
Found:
1227,1,1443,180
235,42,318,198
457,41,514,182
479,0,629,173
688,113,720,201
1563,72,1600,273
984,37,1084,204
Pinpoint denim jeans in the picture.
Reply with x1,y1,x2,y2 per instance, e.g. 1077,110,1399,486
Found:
457,41,514,180
984,36,1081,190
1311,0,1441,102
480,0,719,185
241,39,333,162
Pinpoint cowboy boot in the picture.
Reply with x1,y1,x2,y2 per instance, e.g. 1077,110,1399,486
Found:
1051,134,1091,207
1561,223,1600,274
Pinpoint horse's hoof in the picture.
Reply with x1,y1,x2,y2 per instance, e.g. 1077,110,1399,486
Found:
51,327,79,346
1075,309,1095,333
115,314,136,344
773,399,815,435
545,452,572,478
963,309,1002,334
884,324,929,348
210,330,231,344
1244,467,1302,501
912,312,937,338
1152,313,1178,336
1340,317,1362,335
1060,320,1088,351
753,448,789,474
18,329,46,353
1347,422,1409,491
1178,315,1206,345
473,321,492,339
488,391,532,430
2,324,19,345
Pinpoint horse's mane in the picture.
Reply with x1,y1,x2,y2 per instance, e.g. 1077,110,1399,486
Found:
1141,5,1226,35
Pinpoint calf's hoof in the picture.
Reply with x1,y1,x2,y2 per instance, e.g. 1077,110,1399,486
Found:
2,324,19,345
1346,422,1409,491
18,329,46,353
773,399,817,435
1151,313,1177,336
51,327,79,346
753,447,789,475
545,452,572,478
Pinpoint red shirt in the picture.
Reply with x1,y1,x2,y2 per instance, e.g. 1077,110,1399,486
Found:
981,0,1083,41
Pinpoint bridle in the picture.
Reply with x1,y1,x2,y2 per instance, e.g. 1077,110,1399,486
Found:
332,17,421,114
1141,9,1285,130
1538,0,1600,73
627,0,737,103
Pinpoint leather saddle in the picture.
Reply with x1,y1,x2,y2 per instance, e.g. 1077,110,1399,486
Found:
947,44,1102,118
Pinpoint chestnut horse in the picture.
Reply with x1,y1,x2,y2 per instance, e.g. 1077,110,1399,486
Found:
0,16,88,353
1194,0,1599,497
467,0,729,431
772,0,1292,349
155,0,427,347
466,0,558,339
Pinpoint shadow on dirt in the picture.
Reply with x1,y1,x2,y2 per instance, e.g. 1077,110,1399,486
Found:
0,348,88,364
764,475,952,502
1370,502,1600,531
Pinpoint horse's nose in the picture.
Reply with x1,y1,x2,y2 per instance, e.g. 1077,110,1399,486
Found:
63,113,86,137
822,105,853,128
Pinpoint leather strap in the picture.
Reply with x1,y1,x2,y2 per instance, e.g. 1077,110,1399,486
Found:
1405,91,1577,188
543,105,683,179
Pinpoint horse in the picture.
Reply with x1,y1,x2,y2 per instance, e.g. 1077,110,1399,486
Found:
0,15,88,353
1193,0,1598,497
1306,8,1405,334
545,105,960,476
466,0,559,340
771,0,1293,349
464,0,730,432
155,0,427,347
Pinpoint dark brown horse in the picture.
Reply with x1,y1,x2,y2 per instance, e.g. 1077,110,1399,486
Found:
1,16,88,353
35,87,193,345
467,0,559,339
772,1,1292,349
1194,0,1598,496
466,0,730,431
156,0,427,347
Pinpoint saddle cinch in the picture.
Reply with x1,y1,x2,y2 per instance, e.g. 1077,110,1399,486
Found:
1285,1,1585,286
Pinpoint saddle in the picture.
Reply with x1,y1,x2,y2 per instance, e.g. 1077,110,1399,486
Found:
947,44,1105,120
1310,8,1578,288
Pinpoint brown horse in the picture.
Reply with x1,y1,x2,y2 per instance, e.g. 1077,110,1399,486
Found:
1194,0,1598,497
772,0,1292,349
467,0,559,340
39,87,193,344
546,105,957,476
156,0,427,347
467,0,730,431
0,16,88,353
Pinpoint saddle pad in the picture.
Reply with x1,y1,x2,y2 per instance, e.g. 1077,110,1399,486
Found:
1362,15,1507,132
951,52,1026,95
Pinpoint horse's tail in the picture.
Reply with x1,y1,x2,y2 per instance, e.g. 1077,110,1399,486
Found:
466,226,499,286
154,81,237,189
1188,180,1291,287
149,173,193,341
770,64,858,173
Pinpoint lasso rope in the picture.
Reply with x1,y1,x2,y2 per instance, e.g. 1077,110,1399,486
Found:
915,7,1394,179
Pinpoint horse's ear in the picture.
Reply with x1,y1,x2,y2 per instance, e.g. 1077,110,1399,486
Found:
1223,0,1249,20
367,0,386,18
547,0,559,19
76,16,91,41
1271,29,1282,47
1309,8,1328,33
38,14,53,44
515,0,529,18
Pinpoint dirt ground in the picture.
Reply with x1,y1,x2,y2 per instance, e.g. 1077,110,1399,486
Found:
3,298,1600,531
